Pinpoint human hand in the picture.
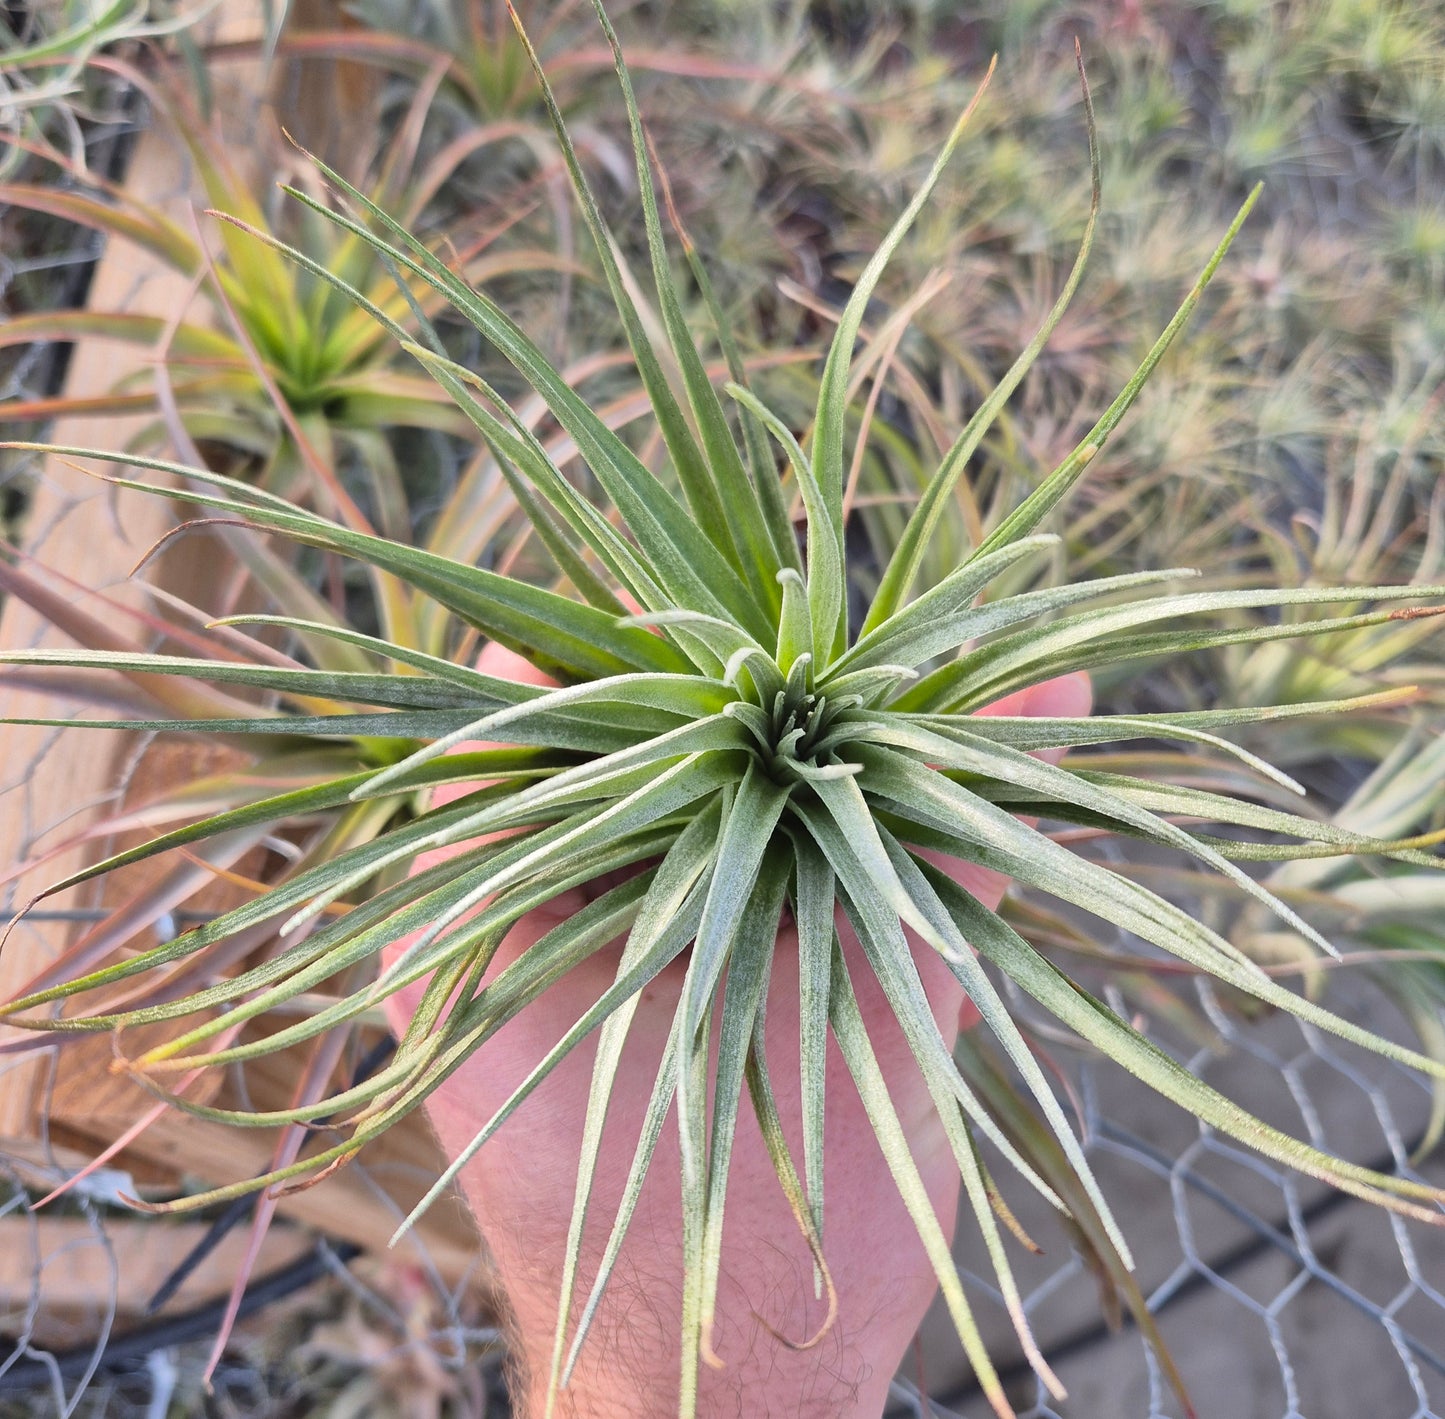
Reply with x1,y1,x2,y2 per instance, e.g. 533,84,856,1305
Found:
384,645,1090,1419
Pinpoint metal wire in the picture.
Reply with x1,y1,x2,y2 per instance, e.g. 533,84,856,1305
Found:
878,973,1445,1419
0,56,499,1419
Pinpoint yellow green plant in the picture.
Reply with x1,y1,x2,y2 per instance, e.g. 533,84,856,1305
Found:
0,52,577,518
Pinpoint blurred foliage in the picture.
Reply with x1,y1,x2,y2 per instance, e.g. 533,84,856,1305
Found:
299,0,1445,722
13,0,1441,649
1,0,155,177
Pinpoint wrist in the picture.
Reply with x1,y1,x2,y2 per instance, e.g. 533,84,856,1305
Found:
501,1281,892,1419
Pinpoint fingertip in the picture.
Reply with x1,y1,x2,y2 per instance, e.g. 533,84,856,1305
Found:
1031,669,1093,719
476,643,559,688
981,670,1092,721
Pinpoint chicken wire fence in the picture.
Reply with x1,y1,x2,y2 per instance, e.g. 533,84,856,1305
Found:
892,971,1445,1419
0,78,126,545
2,53,1445,1419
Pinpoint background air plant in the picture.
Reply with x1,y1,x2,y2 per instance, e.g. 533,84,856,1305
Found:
3,6,1445,1418
0,54,569,512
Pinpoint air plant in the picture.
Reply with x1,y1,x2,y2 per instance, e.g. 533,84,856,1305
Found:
1222,409,1445,762
282,0,853,240
3,7,1445,1418
0,50,581,523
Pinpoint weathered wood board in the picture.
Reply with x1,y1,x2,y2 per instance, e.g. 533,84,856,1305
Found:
0,1,483,1295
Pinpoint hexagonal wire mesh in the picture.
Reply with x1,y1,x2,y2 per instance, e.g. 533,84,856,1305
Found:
885,971,1445,1419
2,42,1444,1419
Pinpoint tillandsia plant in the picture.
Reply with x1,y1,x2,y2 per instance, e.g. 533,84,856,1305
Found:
1221,414,1445,762
4,6,1445,1416
0,48,580,517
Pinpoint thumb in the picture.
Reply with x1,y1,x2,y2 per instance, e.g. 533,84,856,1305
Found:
957,670,1092,1031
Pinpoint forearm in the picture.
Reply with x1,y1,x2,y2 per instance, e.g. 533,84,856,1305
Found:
494,1264,894,1419
463,1162,918,1419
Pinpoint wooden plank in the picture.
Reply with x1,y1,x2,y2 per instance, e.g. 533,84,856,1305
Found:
0,1215,313,1334
0,2,480,1290
0,0,273,1138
